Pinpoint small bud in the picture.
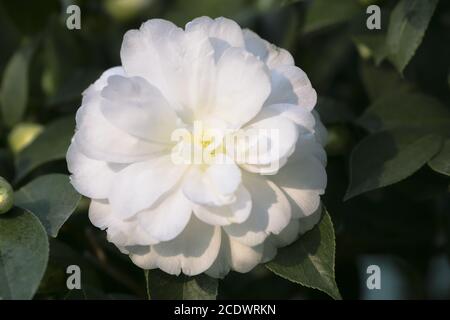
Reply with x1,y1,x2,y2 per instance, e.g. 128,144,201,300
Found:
325,125,352,156
0,176,14,215
105,0,153,22
8,122,44,154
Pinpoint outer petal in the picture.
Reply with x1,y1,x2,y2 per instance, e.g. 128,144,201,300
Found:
67,142,123,199
270,156,326,219
261,218,301,263
193,184,251,226
265,65,317,111
130,216,221,276
75,94,167,164
186,16,245,60
211,47,271,128
136,184,192,243
109,156,188,219
89,200,158,246
224,174,291,246
120,19,219,123
243,29,295,69
206,232,264,278
120,19,187,112
312,110,328,146
101,75,179,143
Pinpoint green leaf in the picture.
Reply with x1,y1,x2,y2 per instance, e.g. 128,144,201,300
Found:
345,128,442,200
145,269,218,300
428,139,450,176
386,0,439,73
15,116,75,181
304,0,361,33
266,210,341,300
360,63,414,102
357,92,450,135
0,40,35,127
14,174,81,237
0,209,49,299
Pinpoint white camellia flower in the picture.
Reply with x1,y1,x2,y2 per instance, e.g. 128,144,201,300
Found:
66,16,327,278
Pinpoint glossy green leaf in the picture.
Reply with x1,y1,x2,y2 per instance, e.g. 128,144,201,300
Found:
386,0,439,73
266,210,341,300
15,174,81,237
357,92,450,135
15,116,75,181
0,40,34,127
428,139,450,176
345,128,442,200
145,269,218,300
304,0,361,33
0,210,49,299
360,63,414,102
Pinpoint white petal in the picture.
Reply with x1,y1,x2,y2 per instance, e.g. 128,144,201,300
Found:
312,110,328,146
75,94,168,163
130,216,221,276
235,110,299,175
224,174,291,246
109,156,188,219
272,155,327,193
137,184,192,242
243,29,294,69
86,66,125,93
100,75,179,143
89,200,158,247
298,206,322,235
212,47,271,128
263,103,316,131
120,19,187,112
89,199,113,230
288,134,327,166
183,156,242,206
67,142,123,199
193,184,252,226
265,65,317,111
186,16,245,60
261,218,301,263
270,155,326,219
206,232,263,278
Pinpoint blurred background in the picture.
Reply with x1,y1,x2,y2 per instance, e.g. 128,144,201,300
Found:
0,0,449,299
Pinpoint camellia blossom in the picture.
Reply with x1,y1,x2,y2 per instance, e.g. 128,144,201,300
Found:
66,16,327,278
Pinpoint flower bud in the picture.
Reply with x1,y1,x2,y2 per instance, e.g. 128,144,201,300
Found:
0,176,14,215
325,125,352,156
8,122,43,154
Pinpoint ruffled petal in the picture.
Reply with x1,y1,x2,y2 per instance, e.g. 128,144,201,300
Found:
193,184,251,226
224,174,291,246
265,65,317,111
130,216,221,276
109,156,188,218
136,184,192,243
186,16,245,60
206,232,263,278
67,142,123,199
243,29,294,69
100,75,179,143
183,155,242,206
211,47,271,128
